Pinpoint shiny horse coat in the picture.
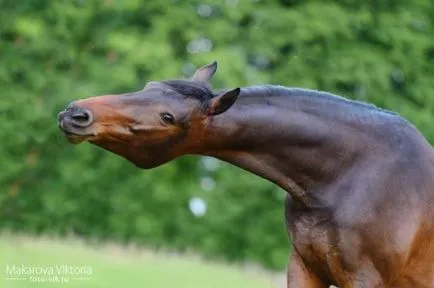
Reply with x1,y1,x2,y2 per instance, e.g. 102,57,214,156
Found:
58,62,434,287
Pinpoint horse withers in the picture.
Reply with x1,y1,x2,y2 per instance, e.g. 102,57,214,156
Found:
58,62,434,287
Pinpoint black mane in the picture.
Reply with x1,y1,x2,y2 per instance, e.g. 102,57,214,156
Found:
163,80,399,118
162,80,215,101
241,85,400,117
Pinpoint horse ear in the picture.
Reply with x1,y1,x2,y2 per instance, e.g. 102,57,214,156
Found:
191,61,218,82
205,88,240,116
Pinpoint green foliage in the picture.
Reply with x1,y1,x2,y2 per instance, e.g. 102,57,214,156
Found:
0,0,433,270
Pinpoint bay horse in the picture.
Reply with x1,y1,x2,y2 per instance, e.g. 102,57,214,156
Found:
58,61,434,287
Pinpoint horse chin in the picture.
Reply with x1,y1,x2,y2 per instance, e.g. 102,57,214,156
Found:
64,133,92,144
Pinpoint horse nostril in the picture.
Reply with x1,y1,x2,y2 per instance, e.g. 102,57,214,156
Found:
72,112,89,122
70,108,93,127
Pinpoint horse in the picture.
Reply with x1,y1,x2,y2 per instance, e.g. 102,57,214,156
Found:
57,61,434,287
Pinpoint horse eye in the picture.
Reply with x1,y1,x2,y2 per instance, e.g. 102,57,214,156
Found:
161,113,175,124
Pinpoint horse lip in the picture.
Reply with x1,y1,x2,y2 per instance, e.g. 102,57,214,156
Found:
60,130,89,143
59,123,95,144
60,125,93,137
65,134,87,144
59,118,94,134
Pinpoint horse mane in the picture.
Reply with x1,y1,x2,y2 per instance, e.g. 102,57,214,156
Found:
162,80,400,118
241,85,400,117
162,80,215,101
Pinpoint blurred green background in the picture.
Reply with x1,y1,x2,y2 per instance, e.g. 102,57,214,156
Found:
0,0,433,287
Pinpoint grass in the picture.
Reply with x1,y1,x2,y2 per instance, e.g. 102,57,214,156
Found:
0,234,283,288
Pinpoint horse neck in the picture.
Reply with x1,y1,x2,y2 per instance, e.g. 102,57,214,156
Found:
198,88,381,208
